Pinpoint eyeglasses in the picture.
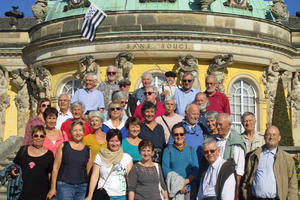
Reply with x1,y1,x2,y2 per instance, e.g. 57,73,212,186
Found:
206,82,216,86
120,101,128,104
110,107,121,111
182,79,192,83
41,104,50,108
203,149,217,155
59,99,70,102
107,72,117,75
33,134,46,139
173,133,185,137
144,92,154,96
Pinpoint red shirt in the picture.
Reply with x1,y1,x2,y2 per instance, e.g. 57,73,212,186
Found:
133,100,165,122
205,90,231,114
61,119,90,140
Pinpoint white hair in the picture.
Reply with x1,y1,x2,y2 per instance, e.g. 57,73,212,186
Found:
85,72,97,81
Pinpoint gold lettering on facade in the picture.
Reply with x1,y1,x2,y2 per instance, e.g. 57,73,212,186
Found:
126,43,189,50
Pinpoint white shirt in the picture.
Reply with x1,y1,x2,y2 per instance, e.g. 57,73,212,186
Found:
94,153,132,196
197,156,236,200
159,82,178,98
216,131,245,176
103,119,125,130
55,110,72,129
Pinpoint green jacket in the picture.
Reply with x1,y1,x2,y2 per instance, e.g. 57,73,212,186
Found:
223,129,246,160
240,146,298,200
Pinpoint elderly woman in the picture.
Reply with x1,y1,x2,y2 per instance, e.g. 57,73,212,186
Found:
122,117,142,163
162,122,199,200
139,102,166,163
83,111,107,161
103,91,129,122
155,96,184,143
12,125,54,200
128,140,168,200
47,120,93,200
61,101,91,140
43,107,68,157
85,129,133,200
23,98,51,145
205,111,219,135
102,102,129,138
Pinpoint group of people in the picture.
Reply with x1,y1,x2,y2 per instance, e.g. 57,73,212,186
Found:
8,67,298,200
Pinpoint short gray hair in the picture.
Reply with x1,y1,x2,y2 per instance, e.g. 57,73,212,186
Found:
106,65,117,72
205,75,217,83
194,92,210,107
141,72,153,81
112,91,127,102
217,113,232,124
145,85,158,95
182,72,194,80
85,72,97,81
88,110,104,123
58,93,70,100
202,137,218,149
241,112,256,122
164,96,176,105
205,111,219,120
185,103,200,113
70,101,85,112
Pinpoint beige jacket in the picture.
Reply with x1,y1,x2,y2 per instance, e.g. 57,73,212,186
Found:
241,146,298,200
241,131,265,153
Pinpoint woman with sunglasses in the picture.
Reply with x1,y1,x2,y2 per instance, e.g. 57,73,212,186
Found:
43,107,68,157
12,125,54,200
162,122,199,200
47,120,93,200
102,102,129,138
23,98,51,146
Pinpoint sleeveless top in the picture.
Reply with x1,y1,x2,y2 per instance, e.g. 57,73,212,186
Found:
58,142,90,184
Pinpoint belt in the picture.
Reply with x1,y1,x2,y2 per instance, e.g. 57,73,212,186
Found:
253,197,279,200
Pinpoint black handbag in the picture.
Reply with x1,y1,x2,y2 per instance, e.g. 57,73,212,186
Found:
92,164,115,200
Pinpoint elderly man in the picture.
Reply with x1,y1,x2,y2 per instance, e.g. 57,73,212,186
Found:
197,137,236,200
118,79,137,117
169,104,204,162
174,72,200,116
205,75,230,114
133,85,165,122
71,72,104,115
132,72,161,104
55,94,72,129
241,126,298,200
194,92,211,135
97,65,120,109
215,113,245,185
60,101,90,140
159,71,178,100
241,112,265,153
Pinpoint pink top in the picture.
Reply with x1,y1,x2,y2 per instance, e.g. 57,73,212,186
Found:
205,90,231,115
133,100,165,122
43,130,69,157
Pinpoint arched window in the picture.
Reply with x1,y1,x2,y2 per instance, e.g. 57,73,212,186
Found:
60,79,82,98
230,79,257,133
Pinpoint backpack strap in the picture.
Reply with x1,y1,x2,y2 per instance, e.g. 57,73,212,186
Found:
161,115,172,134
167,146,171,155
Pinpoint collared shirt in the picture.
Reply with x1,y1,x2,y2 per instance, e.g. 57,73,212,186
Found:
241,131,265,153
174,87,200,116
216,131,245,176
97,81,120,109
71,88,104,113
55,110,73,129
197,156,236,200
252,147,278,198
205,90,230,114
159,82,178,98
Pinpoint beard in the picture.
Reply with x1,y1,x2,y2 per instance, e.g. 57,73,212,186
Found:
198,103,207,110
206,86,216,93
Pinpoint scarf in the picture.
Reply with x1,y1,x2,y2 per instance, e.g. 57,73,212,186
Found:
99,147,123,167
173,141,186,152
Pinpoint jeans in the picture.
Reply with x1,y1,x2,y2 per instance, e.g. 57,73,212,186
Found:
56,181,88,200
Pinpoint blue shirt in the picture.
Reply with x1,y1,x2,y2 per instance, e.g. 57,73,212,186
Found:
122,138,142,164
252,147,278,198
102,124,129,139
174,87,200,116
71,88,104,114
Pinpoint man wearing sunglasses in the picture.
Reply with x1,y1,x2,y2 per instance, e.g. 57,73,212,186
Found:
118,79,138,117
174,72,200,116
205,75,230,114
197,137,236,200
97,65,120,109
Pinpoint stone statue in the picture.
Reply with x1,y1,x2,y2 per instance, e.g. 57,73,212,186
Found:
262,60,280,125
281,70,292,106
291,72,300,128
175,54,200,90
4,6,24,29
0,66,10,141
207,54,234,93
35,65,52,99
115,52,134,81
199,0,216,11
32,0,49,24
271,0,289,24
75,56,100,85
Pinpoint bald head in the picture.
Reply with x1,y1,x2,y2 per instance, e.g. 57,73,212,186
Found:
185,104,200,125
265,125,281,150
216,113,232,139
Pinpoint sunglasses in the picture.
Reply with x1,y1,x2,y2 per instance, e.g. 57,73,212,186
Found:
120,101,128,104
33,134,46,139
203,149,217,155
182,79,192,83
173,133,185,137
119,85,129,88
107,72,117,75
144,92,154,96
41,104,50,108
110,107,121,111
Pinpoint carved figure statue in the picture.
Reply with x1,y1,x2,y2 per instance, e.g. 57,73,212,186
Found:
199,0,216,11
281,70,292,105
207,54,234,93
291,72,300,128
271,0,289,24
32,0,49,24
0,66,9,97
115,52,134,81
75,56,100,85
35,66,52,99
175,54,200,90
0,66,10,141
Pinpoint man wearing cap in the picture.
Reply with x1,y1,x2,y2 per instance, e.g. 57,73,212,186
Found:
159,71,178,100
118,79,138,117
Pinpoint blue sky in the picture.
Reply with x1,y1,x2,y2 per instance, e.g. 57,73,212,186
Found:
0,0,299,17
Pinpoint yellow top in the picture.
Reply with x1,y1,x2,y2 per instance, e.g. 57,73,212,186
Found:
83,134,107,161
